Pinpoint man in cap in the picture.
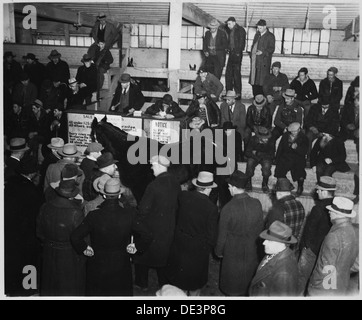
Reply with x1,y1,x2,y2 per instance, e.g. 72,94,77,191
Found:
263,61,289,116
186,91,221,127
45,50,70,85
310,127,350,181
249,19,276,97
245,126,275,192
166,171,218,296
319,67,343,110
220,90,247,143
91,12,117,50
224,17,246,99
215,170,264,296
249,221,299,296
272,88,304,141
133,155,181,291
75,54,98,105
194,68,224,102
308,197,358,296
3,51,22,92
289,67,318,118
245,94,272,147
275,122,308,196
145,93,185,119
65,78,84,110
110,73,145,114
23,53,46,93
265,178,306,250
80,142,104,180
298,176,337,295
12,72,38,116
203,19,228,80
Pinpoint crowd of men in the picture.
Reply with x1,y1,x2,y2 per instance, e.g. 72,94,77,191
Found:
3,14,359,298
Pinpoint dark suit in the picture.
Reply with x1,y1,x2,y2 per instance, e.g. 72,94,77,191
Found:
91,21,118,49
75,64,98,104
186,98,221,127
145,100,185,118
45,59,70,84
110,83,145,114
220,100,246,139
319,77,343,109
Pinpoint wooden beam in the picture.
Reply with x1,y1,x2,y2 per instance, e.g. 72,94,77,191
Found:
14,3,96,28
182,3,218,27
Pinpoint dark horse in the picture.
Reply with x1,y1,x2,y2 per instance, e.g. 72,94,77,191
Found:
90,116,203,204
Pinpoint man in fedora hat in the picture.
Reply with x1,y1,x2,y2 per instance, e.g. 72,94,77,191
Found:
91,12,117,50
71,178,150,296
194,68,224,102
215,170,264,296
220,90,247,144
224,17,246,100
76,54,97,105
272,88,303,141
245,126,275,192
249,221,299,296
45,49,70,85
166,171,218,296
110,73,145,114
319,67,343,110
263,61,289,116
4,51,22,92
5,137,30,180
298,176,337,295
37,178,86,296
133,154,181,290
266,178,305,251
186,91,221,128
249,19,275,97
44,143,84,192
12,72,38,116
290,67,318,118
203,19,228,80
245,94,272,147
39,75,68,114
310,127,350,181
308,197,358,296
23,53,46,93
145,93,185,119
5,102,30,141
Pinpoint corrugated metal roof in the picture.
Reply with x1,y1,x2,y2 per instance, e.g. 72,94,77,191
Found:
51,2,359,30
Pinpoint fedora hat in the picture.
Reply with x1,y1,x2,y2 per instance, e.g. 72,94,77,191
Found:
192,171,217,188
189,117,205,129
97,12,107,19
55,179,79,199
222,121,237,130
274,178,294,192
85,142,104,153
149,155,171,167
260,221,297,244
197,67,207,75
57,143,81,158
226,170,249,189
48,49,61,59
97,152,118,169
4,51,16,58
47,137,65,150
162,94,173,106
23,53,36,60
208,19,220,28
256,126,272,139
287,122,301,132
93,174,112,193
256,19,267,26
254,94,267,107
283,89,296,99
101,178,125,196
81,54,92,63
326,197,356,218
119,73,131,83
223,90,236,100
9,137,29,152
316,176,337,191
195,90,207,99
61,163,82,180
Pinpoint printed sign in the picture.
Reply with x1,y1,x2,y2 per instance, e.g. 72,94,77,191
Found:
67,112,94,153
94,114,143,137
149,120,180,144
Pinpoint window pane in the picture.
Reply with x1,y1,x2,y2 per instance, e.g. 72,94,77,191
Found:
188,37,195,50
36,39,42,45
284,28,294,41
84,37,92,47
196,26,204,37
146,36,153,47
162,37,169,49
301,41,311,54
70,37,77,46
274,28,283,41
139,24,146,36
48,39,55,45
131,24,138,36
294,29,302,42
139,35,146,47
292,41,301,54
320,29,330,43
311,30,320,42
195,38,203,50
302,29,311,42
77,37,84,46
188,26,196,38
319,43,329,55
154,25,161,36
181,26,188,37
283,41,293,54
146,24,154,36
131,35,139,47
181,37,187,49
310,42,319,55
154,36,161,48
275,40,282,54
162,25,169,37
60,40,66,46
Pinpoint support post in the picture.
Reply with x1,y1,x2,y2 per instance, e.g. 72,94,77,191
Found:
3,3,16,43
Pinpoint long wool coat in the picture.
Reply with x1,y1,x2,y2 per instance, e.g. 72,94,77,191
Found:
133,172,181,267
215,193,264,296
37,194,86,296
166,191,218,291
